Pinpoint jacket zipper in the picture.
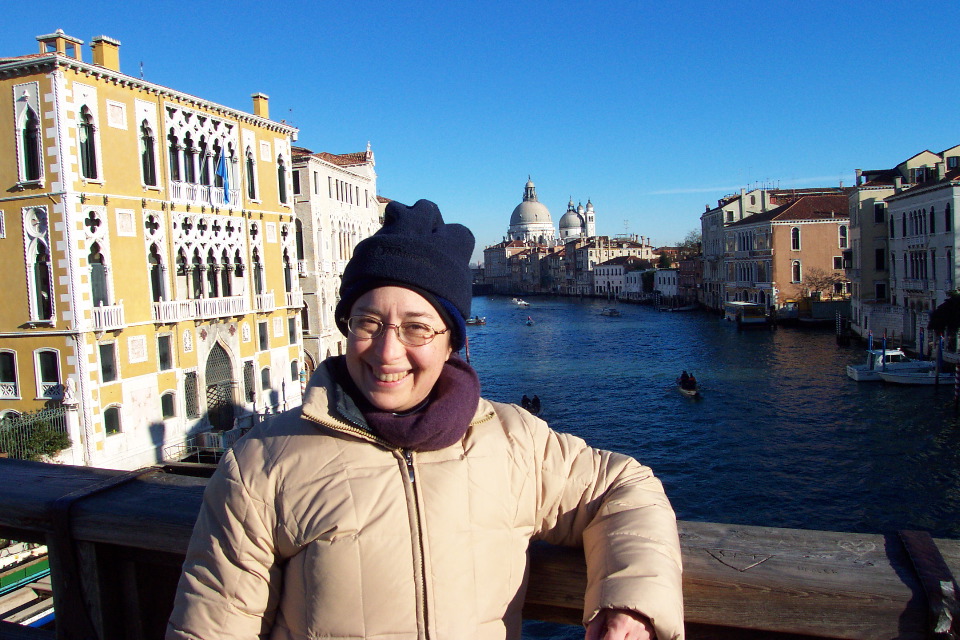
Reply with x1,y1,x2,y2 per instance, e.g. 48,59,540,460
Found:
403,449,429,638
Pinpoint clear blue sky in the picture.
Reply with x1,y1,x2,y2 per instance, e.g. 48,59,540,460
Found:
4,1,958,264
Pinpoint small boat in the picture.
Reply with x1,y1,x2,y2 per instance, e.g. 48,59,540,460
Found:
670,304,699,312
512,297,530,307
878,370,950,385
677,379,699,398
600,307,621,317
525,316,534,326
466,316,486,326
845,348,934,382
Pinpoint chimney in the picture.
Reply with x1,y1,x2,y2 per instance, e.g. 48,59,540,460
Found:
252,93,270,119
937,162,945,180
37,29,83,60
855,169,863,186
90,35,121,72
894,176,902,193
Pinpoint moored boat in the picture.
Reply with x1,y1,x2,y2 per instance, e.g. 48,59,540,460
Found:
466,316,486,325
845,348,934,382
600,307,621,317
878,370,949,385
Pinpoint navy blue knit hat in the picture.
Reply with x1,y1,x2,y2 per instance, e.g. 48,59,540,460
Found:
335,199,475,350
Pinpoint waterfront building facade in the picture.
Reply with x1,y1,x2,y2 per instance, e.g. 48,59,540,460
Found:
481,240,529,293
724,195,850,308
593,256,650,298
700,187,849,311
0,30,301,469
846,147,960,344
884,163,960,355
291,145,380,373
654,269,679,303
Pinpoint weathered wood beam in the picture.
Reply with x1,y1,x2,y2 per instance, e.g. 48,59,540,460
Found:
0,459,955,639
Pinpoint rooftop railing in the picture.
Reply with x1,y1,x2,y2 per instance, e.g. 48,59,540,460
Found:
0,459,956,640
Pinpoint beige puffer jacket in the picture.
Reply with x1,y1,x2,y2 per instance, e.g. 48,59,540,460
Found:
167,364,684,640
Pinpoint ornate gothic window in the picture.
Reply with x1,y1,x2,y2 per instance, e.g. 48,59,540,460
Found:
246,148,257,200
277,156,288,204
198,137,210,186
149,244,165,302
253,248,264,294
140,121,157,186
78,106,98,180
88,242,109,307
22,106,42,182
168,130,181,181
33,242,53,321
182,133,196,183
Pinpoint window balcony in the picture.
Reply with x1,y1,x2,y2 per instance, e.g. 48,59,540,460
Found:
152,300,194,323
902,278,929,291
254,291,275,313
297,260,307,277
0,383,18,399
92,302,125,331
169,181,240,208
286,290,304,308
195,295,248,319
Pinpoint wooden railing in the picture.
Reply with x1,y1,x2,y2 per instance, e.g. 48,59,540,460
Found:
0,459,956,640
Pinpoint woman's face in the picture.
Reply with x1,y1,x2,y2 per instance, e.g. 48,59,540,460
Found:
345,286,453,413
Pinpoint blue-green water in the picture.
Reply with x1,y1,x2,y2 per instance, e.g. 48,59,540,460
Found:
464,296,960,638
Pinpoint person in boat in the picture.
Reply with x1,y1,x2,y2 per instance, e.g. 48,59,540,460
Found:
167,199,684,640
521,394,531,411
531,394,541,415
679,371,689,385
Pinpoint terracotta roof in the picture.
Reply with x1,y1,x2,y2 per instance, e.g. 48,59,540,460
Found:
291,146,370,166
376,196,391,204
727,194,849,226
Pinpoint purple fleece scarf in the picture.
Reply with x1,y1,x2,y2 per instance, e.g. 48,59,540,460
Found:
331,355,481,452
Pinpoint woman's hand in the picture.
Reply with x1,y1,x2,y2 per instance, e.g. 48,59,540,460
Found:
585,608,656,640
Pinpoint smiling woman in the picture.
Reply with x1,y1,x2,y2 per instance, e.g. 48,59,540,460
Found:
167,200,684,640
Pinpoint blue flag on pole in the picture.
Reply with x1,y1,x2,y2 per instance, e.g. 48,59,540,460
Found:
216,152,230,204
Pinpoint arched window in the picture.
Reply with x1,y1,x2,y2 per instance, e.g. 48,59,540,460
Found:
947,203,953,232
295,219,305,261
140,120,157,186
78,106,98,179
33,242,53,320
252,248,264,295
261,366,271,392
198,137,210,186
277,156,288,204
220,250,232,297
103,406,121,435
246,148,257,200
35,349,60,398
838,225,847,249
930,207,936,235
88,242,109,307
791,227,800,251
191,249,203,299
22,106,42,181
283,250,293,293
206,249,219,298
161,392,176,419
167,130,181,181
792,260,802,283
182,133,195,183
0,351,18,399
148,244,165,302
213,143,224,188
291,360,299,384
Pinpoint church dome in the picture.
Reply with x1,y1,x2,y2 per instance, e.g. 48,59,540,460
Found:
560,208,582,231
510,199,551,225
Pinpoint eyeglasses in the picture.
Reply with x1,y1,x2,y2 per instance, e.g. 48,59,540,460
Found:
344,315,449,346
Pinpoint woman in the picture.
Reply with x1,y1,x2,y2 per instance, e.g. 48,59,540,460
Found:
167,200,684,640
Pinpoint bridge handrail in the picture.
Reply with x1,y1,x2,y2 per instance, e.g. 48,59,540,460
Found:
0,459,953,639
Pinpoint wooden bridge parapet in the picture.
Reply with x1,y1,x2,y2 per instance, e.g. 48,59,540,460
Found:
0,459,956,640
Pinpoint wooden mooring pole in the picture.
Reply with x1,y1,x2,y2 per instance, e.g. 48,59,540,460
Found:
0,459,958,640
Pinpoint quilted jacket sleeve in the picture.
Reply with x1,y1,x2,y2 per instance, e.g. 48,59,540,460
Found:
527,411,684,640
166,448,282,640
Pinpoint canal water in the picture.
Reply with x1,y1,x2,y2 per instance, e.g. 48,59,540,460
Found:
463,296,960,639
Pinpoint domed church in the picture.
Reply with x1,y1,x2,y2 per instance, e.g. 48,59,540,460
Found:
559,198,596,241
508,178,556,244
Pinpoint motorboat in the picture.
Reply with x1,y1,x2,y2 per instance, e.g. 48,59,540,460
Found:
465,316,486,326
845,348,935,382
878,370,951,385
677,378,699,398
600,307,621,317
512,297,530,307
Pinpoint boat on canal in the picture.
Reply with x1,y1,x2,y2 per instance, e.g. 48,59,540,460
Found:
512,297,530,307
845,348,935,382
466,316,486,325
600,307,621,317
878,369,949,385
722,301,771,329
